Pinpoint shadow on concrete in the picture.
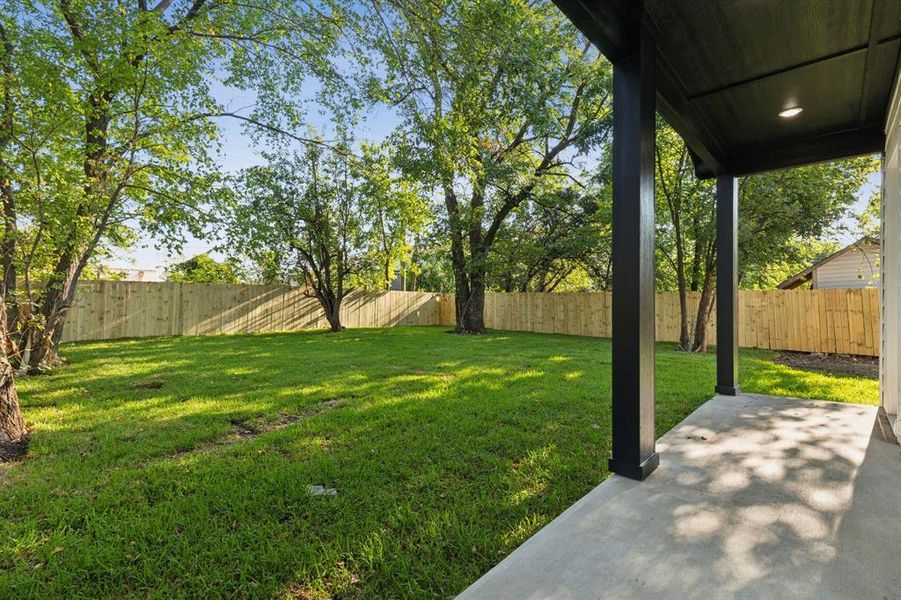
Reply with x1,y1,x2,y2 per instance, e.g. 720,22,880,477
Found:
459,394,901,599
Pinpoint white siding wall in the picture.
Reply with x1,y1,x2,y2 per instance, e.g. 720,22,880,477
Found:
881,69,901,438
813,244,881,289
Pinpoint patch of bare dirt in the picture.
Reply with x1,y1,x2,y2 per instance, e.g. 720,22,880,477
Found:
132,377,165,390
319,399,342,411
229,419,260,437
0,436,29,463
772,351,878,378
168,398,345,460
276,411,302,425
282,560,360,600
238,401,340,437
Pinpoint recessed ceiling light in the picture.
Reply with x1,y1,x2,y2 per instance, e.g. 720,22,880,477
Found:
778,107,803,118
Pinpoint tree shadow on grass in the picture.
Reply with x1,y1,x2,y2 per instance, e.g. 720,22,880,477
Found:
0,329,624,596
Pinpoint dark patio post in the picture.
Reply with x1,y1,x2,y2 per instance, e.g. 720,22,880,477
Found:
608,24,659,481
715,175,740,395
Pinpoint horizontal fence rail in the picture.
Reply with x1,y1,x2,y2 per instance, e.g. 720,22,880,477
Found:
62,282,880,357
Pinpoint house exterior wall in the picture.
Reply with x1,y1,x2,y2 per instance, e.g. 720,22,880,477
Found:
881,69,901,438
813,244,880,289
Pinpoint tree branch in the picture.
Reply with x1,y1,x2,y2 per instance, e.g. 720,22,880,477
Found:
190,111,357,157
152,0,174,12
58,0,102,74
169,0,210,33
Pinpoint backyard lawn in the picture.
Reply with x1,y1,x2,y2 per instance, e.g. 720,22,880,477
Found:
0,327,878,599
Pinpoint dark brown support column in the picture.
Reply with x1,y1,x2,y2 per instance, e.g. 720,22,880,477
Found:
715,175,740,396
608,25,659,481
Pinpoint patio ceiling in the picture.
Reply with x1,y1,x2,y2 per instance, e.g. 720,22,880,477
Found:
553,0,901,176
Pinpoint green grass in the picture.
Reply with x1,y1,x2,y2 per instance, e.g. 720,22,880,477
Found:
0,327,878,599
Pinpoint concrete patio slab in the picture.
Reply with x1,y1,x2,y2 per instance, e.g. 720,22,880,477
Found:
458,394,901,599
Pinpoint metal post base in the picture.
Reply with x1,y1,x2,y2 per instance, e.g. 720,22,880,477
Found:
608,452,660,481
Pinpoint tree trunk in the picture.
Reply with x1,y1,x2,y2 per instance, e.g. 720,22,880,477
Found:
409,235,419,292
457,278,486,334
674,242,690,351
670,196,690,351
692,274,716,352
325,312,343,332
450,245,487,334
28,253,82,372
325,305,343,332
27,89,112,373
0,25,19,353
316,292,344,333
0,353,23,444
0,149,15,336
444,185,487,334
677,288,691,351
0,292,24,445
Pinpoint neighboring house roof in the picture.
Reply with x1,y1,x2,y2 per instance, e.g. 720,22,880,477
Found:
777,237,879,290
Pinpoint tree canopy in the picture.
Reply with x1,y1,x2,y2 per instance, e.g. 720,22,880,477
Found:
0,0,345,370
349,0,613,332
222,142,428,331
166,253,244,284
653,121,878,350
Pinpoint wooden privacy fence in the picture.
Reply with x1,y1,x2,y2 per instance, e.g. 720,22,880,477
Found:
435,288,881,356
62,281,442,342
62,282,880,356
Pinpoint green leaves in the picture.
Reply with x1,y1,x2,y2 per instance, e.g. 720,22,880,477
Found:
166,253,245,284
0,0,348,351
347,0,613,322
488,186,607,292
738,155,879,288
652,121,879,292
357,143,430,289
224,140,427,295
1,0,346,261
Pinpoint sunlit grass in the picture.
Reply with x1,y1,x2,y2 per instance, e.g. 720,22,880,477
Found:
0,327,877,598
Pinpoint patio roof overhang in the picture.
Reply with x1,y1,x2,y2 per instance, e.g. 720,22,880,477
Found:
553,0,901,177
550,1,901,481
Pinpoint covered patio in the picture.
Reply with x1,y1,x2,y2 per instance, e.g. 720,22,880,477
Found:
462,1,900,597
460,394,900,598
